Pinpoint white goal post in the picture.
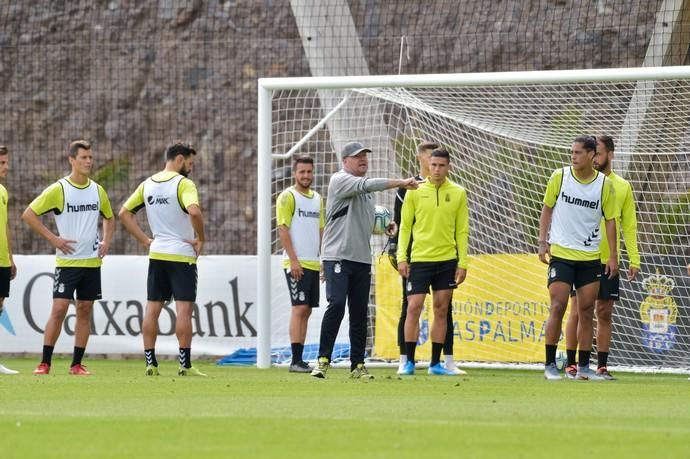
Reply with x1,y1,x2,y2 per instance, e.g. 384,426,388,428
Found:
257,66,690,370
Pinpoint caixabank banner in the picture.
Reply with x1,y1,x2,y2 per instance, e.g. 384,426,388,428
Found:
0,255,345,356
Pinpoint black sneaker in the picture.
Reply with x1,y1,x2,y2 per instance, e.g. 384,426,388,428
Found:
289,361,313,373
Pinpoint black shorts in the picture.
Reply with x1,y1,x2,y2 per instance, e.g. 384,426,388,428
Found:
53,267,102,301
548,257,601,290
598,265,620,300
406,260,457,296
147,259,197,302
284,268,320,308
568,265,619,300
0,266,11,298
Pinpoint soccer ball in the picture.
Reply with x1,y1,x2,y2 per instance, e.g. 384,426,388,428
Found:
555,350,568,371
372,205,392,235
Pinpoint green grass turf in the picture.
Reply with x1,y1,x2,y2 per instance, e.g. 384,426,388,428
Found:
1,358,689,459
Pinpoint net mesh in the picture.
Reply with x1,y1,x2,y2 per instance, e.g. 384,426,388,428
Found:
270,77,690,369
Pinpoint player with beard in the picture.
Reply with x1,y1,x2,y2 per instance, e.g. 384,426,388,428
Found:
120,142,206,376
563,135,640,380
276,155,325,373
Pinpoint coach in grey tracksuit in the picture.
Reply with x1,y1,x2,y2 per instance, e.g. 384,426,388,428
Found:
316,141,418,376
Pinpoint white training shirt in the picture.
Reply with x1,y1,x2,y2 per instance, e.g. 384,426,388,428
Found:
143,174,196,259
282,188,322,265
549,167,606,253
54,178,102,260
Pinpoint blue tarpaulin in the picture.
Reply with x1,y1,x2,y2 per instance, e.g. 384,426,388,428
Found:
216,343,351,365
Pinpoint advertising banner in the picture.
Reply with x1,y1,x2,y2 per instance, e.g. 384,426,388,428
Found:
0,255,345,357
374,253,555,362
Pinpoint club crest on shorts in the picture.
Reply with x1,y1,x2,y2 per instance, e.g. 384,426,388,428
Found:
299,291,305,302
406,281,412,292
334,263,341,274
549,267,556,279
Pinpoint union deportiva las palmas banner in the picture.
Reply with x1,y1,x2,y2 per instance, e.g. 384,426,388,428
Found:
374,254,553,362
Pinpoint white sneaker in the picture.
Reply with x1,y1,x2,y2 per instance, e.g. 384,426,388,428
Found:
445,363,467,375
0,363,19,375
544,362,562,380
576,366,604,381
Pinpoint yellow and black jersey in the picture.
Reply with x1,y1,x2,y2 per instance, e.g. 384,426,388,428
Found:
397,178,469,269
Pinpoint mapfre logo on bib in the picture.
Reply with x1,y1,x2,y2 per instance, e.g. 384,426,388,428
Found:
147,195,170,205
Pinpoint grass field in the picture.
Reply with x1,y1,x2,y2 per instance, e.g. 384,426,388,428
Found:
1,358,689,459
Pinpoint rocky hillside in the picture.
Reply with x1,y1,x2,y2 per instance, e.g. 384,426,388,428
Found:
0,0,661,254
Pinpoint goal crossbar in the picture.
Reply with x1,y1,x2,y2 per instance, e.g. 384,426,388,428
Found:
258,65,690,91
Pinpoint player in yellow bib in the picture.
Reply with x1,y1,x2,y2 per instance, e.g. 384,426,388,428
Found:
564,135,640,380
0,146,19,375
119,142,206,377
538,135,618,381
23,140,114,376
276,155,325,373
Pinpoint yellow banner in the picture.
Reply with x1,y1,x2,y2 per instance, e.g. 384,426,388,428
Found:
374,254,569,362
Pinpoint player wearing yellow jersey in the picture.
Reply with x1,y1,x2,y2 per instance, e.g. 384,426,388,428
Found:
564,136,640,380
397,148,469,376
119,142,206,377
390,141,464,375
538,135,618,381
23,140,115,376
0,146,18,375
276,156,325,373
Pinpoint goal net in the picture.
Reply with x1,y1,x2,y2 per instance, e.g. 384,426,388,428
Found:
257,68,690,372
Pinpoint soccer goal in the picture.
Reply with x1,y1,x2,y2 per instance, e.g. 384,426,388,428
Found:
257,67,690,372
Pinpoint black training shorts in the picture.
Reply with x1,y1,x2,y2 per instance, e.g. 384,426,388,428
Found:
406,260,458,296
598,265,620,301
0,266,11,298
53,267,102,301
147,259,198,302
284,267,320,308
547,257,601,290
